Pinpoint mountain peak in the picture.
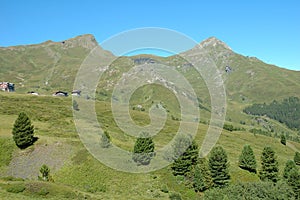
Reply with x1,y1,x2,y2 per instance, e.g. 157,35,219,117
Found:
200,37,232,50
61,34,98,50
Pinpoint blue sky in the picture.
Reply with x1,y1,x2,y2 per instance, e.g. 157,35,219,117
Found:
1,0,299,71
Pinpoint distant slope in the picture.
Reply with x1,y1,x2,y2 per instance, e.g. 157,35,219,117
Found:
1,34,299,133
0,34,113,93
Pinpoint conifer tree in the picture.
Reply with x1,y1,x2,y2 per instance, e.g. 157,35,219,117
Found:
283,160,297,179
12,112,35,149
100,131,111,148
280,134,286,145
193,158,212,192
238,145,257,173
287,168,300,199
208,146,230,188
294,152,300,165
171,135,199,176
132,132,155,165
259,146,279,182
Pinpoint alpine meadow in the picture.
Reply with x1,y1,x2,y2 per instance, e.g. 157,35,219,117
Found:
0,34,300,200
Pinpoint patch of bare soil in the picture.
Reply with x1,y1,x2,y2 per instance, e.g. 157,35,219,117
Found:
5,141,74,179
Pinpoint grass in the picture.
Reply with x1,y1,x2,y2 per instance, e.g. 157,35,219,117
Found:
1,93,299,199
0,37,300,199
0,90,300,199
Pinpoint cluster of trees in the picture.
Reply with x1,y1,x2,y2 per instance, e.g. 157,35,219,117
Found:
244,97,300,130
169,135,231,192
249,128,272,137
168,137,300,198
10,111,300,198
249,128,300,143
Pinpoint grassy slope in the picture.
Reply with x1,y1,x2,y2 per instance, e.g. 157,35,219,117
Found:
1,36,300,199
0,93,299,199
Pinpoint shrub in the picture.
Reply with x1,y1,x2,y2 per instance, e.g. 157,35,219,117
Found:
294,152,300,165
6,184,26,193
169,191,182,200
132,132,155,165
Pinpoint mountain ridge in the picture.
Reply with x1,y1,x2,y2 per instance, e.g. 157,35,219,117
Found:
0,33,299,102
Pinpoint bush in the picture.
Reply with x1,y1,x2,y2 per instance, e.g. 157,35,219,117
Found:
132,132,155,165
160,184,169,193
37,187,49,196
6,184,26,193
223,124,233,132
203,181,295,200
294,152,300,165
283,160,297,179
169,191,182,200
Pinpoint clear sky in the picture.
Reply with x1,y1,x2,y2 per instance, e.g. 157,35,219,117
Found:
1,0,299,71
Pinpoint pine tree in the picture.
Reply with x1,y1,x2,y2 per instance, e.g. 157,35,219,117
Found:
12,112,35,149
208,146,230,188
171,135,199,176
259,146,279,182
193,158,212,192
287,168,300,199
283,160,297,179
280,134,286,145
294,152,300,165
238,145,257,173
100,131,111,148
132,132,155,165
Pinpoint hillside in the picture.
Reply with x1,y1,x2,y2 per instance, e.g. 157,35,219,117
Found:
0,34,300,199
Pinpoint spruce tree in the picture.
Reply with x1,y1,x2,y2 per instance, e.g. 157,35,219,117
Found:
283,160,297,179
259,146,279,182
294,152,300,165
12,112,35,149
280,134,286,145
287,168,300,199
193,165,206,192
171,135,199,176
208,146,230,188
132,132,155,165
238,145,257,173
193,158,212,192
